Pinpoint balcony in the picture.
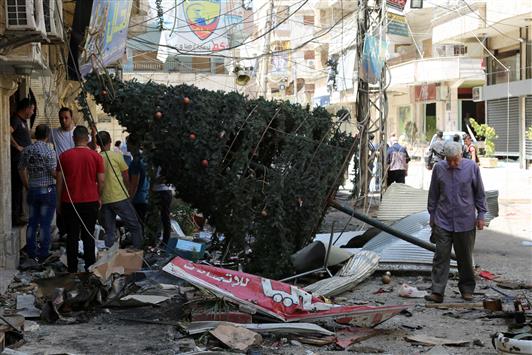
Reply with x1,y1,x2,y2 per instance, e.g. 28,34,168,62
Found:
0,43,48,74
388,56,485,88
432,1,486,44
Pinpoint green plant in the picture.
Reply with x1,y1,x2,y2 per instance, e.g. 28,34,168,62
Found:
81,74,354,278
469,118,497,157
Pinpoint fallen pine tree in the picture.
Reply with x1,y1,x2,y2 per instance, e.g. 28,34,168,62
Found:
81,74,355,278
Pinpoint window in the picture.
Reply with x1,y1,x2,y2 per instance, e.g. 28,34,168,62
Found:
192,57,211,72
304,50,315,60
488,49,520,85
303,15,314,26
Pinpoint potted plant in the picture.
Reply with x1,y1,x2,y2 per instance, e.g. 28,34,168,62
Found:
469,118,498,168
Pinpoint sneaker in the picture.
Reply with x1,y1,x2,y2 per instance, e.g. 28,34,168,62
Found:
461,293,473,301
424,293,444,303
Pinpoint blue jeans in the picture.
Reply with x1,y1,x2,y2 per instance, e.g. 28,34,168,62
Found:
26,186,56,259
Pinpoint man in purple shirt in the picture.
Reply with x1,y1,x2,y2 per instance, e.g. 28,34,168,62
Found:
425,141,487,303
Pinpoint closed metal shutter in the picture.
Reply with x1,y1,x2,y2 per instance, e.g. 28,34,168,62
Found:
486,97,520,156
526,96,532,159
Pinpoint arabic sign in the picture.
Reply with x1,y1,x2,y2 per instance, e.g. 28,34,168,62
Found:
387,13,409,37
154,0,230,56
414,83,437,102
163,257,407,325
386,0,407,11
80,0,133,77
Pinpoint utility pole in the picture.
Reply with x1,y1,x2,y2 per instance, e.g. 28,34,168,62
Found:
355,0,387,207
260,0,275,98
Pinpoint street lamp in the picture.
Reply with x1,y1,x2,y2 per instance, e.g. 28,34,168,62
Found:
410,0,423,9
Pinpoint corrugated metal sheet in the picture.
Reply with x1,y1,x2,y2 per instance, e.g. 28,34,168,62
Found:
304,251,380,297
377,184,428,222
485,190,499,223
487,97,520,156
362,211,457,267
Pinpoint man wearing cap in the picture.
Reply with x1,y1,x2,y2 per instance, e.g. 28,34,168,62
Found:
425,141,487,303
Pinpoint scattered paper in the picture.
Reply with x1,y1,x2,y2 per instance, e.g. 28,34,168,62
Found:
209,323,262,351
399,283,427,298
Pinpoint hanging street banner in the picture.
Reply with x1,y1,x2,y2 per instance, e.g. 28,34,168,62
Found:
79,0,133,77
387,13,409,37
386,0,407,11
153,0,232,59
360,35,388,84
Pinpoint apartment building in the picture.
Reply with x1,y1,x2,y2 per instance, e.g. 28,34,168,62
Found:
0,0,70,268
386,0,531,167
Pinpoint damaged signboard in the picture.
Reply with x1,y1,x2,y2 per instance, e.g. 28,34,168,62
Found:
163,257,407,326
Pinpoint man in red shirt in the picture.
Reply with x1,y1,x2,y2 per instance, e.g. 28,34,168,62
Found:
56,126,105,272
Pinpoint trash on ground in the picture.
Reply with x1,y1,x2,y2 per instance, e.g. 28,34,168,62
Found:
163,256,408,325
187,321,335,336
15,294,40,318
209,323,262,351
304,251,380,297
398,283,427,298
166,238,205,261
335,327,382,349
88,244,143,282
382,271,392,284
492,332,532,354
479,270,497,280
405,334,470,346
191,311,252,324
290,240,352,273
119,294,170,305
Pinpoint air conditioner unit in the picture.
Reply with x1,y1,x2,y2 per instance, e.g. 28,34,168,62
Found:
42,0,64,42
5,0,47,36
472,86,483,102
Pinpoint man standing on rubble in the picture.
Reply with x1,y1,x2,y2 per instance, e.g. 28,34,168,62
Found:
425,141,487,303
57,126,104,273
96,131,143,249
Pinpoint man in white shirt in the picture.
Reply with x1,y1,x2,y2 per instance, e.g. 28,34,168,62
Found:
51,107,75,156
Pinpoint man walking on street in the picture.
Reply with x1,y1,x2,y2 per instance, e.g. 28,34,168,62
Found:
97,131,143,249
425,141,487,303
386,136,410,186
10,98,35,226
427,131,445,169
18,124,56,262
57,126,104,273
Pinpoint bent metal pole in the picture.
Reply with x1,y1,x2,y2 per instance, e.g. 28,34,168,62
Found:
328,200,456,260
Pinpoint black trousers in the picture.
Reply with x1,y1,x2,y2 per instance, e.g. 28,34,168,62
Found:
157,191,172,245
133,203,148,224
387,170,406,186
11,160,23,222
62,202,98,273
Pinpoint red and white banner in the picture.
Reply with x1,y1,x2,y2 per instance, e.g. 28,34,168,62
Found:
163,257,408,326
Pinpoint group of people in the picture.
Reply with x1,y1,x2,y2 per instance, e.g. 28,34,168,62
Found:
427,131,478,169
11,101,173,273
384,130,486,303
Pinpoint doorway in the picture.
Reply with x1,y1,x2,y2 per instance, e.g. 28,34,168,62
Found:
460,100,485,130
425,103,436,141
